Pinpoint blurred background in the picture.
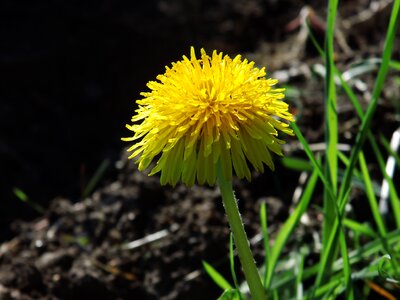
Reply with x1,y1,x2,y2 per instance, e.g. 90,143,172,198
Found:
1,0,310,240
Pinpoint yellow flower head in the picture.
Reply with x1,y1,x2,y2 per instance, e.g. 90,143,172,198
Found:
123,47,294,186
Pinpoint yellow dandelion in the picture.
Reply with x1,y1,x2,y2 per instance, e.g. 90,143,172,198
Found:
122,47,294,186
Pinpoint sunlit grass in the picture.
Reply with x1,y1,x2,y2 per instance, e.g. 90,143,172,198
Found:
204,0,400,299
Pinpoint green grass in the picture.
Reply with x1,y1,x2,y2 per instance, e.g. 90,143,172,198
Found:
82,159,110,198
204,0,400,298
206,0,400,299
13,187,45,214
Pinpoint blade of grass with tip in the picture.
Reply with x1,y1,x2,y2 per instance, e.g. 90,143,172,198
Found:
13,187,45,214
83,159,110,198
203,260,233,291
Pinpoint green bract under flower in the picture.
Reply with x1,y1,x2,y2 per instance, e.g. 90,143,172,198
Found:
122,47,294,186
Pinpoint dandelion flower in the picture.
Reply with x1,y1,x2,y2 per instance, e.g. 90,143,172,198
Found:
123,47,294,186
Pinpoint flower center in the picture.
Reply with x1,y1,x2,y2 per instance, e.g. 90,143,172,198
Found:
199,79,217,103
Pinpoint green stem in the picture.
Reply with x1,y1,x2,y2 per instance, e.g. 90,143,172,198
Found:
217,165,266,300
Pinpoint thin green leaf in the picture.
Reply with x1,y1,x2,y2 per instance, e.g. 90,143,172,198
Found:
322,1,340,283
260,202,279,300
271,228,400,296
307,0,400,217
229,233,242,299
13,187,45,214
265,166,319,289
338,0,400,207
339,229,354,300
83,159,110,198
337,152,383,197
203,260,233,291
13,187,28,202
380,134,400,168
260,202,271,287
359,151,387,237
295,250,306,300
324,0,339,193
389,60,400,71
342,218,378,238
369,137,400,228
291,122,335,201
281,157,313,172
311,3,400,294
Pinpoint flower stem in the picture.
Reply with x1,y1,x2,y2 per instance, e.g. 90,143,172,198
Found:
217,166,266,300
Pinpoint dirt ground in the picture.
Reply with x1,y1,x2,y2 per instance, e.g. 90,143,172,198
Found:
1,0,399,299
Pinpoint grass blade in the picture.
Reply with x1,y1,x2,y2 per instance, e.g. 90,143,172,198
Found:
321,0,340,288
369,138,400,228
271,228,400,292
358,151,387,237
203,260,233,291
82,159,110,198
342,218,378,238
339,230,354,300
280,157,313,172
260,203,279,300
311,3,400,293
380,133,400,169
260,202,271,287
264,165,319,289
295,250,306,300
338,0,400,207
291,122,335,201
13,187,45,214
324,0,339,192
229,233,242,299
